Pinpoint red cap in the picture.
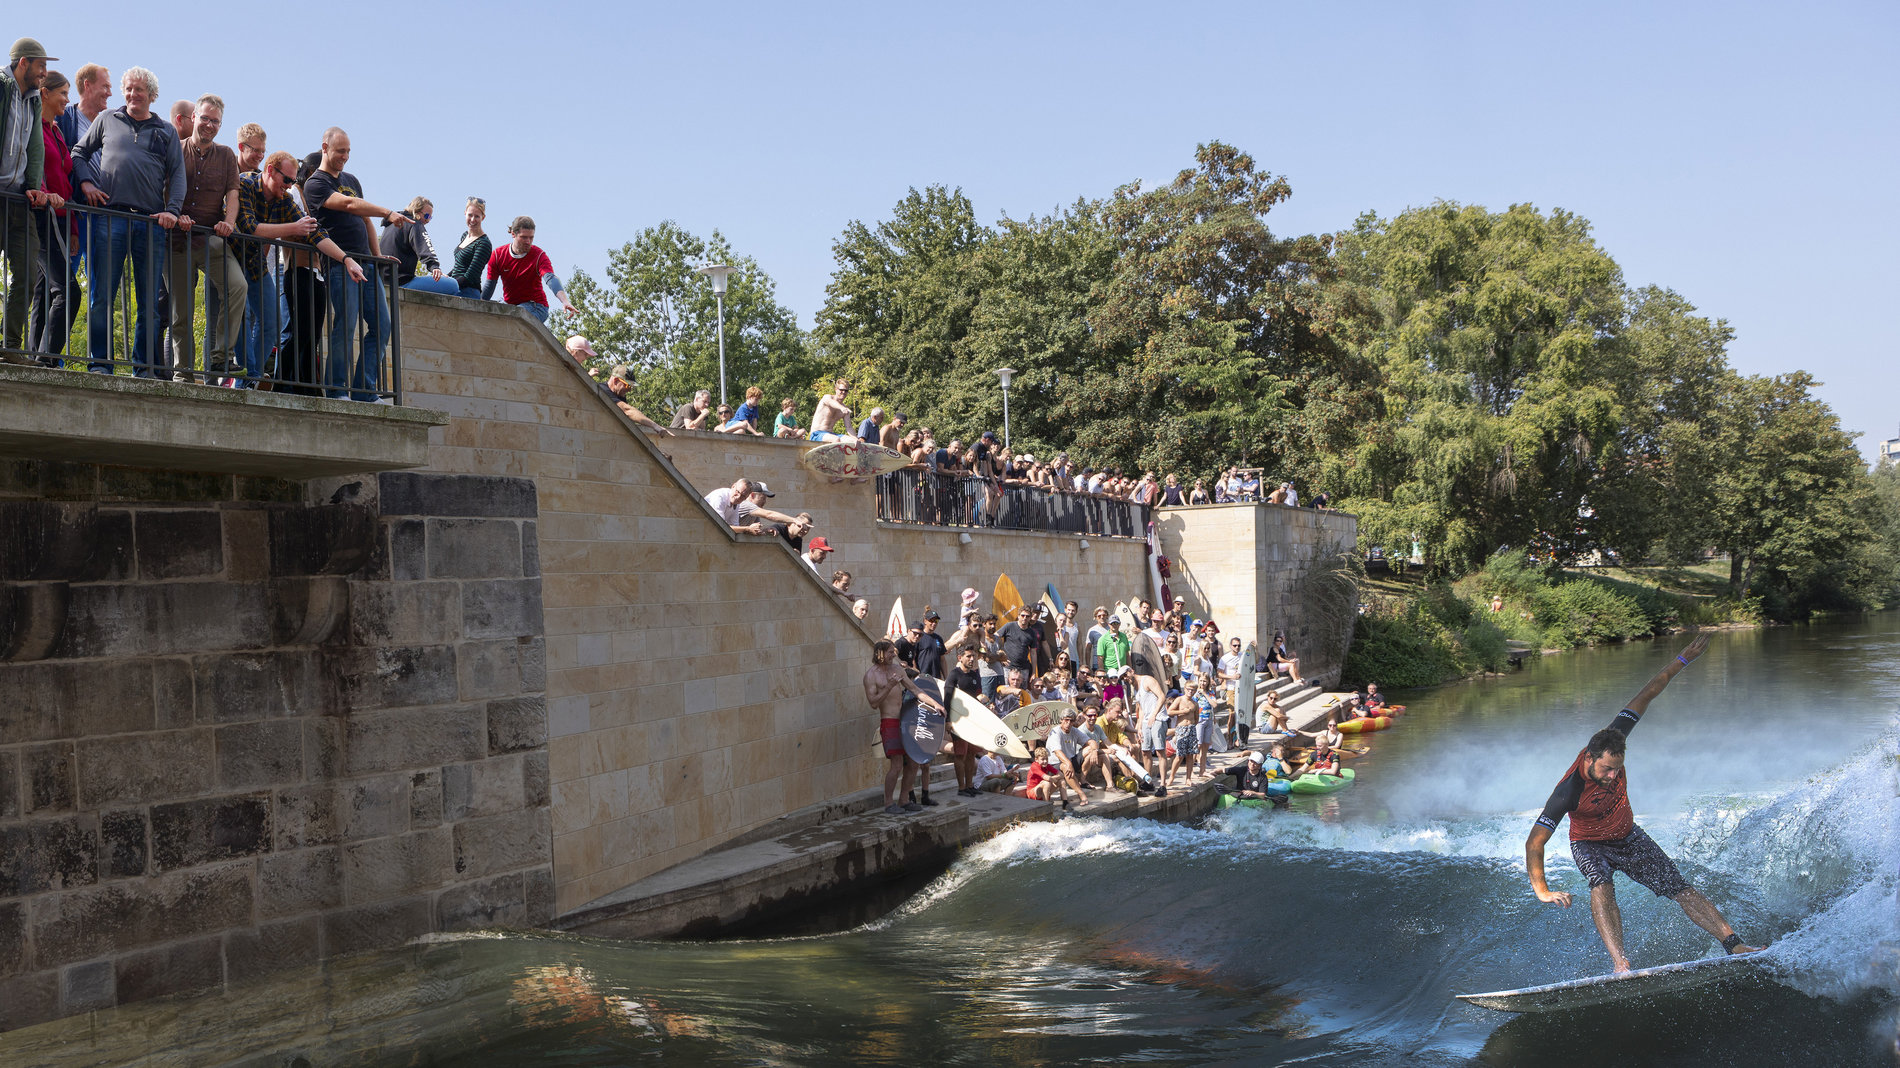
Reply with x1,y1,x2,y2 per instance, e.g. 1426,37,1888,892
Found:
809,537,833,552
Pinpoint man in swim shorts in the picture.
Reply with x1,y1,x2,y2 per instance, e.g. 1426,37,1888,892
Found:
1524,635,1761,972
809,377,855,442
864,639,944,815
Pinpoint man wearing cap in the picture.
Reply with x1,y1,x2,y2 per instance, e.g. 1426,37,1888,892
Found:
1233,745,1292,801
1096,615,1131,675
594,356,670,434
737,482,812,552
913,610,947,680
1,38,59,356
800,536,832,572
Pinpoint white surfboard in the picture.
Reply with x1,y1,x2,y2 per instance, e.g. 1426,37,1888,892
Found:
1457,952,1761,1013
885,596,908,641
1002,699,1071,745
945,686,1032,759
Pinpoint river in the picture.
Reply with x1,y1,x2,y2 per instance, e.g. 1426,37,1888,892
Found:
9,616,1898,1066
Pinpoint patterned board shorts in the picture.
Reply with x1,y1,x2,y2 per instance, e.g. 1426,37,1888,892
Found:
1570,825,1690,898
1173,724,1198,756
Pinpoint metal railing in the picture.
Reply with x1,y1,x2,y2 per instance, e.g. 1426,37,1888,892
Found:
875,468,1147,538
0,187,402,403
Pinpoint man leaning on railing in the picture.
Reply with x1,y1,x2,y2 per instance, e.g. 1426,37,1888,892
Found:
236,150,360,394
1,38,58,359
71,64,182,376
167,93,246,384
303,126,407,401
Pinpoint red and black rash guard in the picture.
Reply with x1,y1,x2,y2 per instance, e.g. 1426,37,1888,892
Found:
1535,708,1641,842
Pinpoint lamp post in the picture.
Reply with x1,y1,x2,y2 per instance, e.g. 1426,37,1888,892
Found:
697,264,735,406
995,367,1017,449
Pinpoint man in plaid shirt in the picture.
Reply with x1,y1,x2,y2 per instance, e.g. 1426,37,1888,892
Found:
236,150,360,390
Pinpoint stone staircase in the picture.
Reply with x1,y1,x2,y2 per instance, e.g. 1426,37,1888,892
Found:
1246,673,1356,735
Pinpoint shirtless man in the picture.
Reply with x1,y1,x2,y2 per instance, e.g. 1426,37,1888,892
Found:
1525,635,1761,973
809,377,855,442
864,639,945,815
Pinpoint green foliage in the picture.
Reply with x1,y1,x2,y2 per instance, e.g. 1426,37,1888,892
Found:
559,222,820,419
1342,599,1464,688
1530,581,1651,647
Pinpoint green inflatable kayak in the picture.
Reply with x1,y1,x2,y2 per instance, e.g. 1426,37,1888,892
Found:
1287,767,1356,794
1217,783,1291,808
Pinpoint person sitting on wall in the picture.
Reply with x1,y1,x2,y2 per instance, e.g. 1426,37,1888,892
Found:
808,377,856,442
592,359,671,435
671,389,713,430
718,386,766,435
773,397,804,438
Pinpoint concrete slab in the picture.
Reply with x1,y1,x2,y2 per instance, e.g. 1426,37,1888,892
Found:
0,365,447,479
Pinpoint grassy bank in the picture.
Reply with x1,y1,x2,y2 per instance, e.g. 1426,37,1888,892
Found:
1342,551,1759,688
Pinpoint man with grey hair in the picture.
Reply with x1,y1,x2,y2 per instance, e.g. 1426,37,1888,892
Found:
1,38,57,356
703,476,766,535
302,125,408,400
72,64,183,375
670,388,712,429
856,406,883,443
167,93,246,382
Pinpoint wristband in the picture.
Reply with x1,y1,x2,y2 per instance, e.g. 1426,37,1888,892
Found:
1675,655,1690,666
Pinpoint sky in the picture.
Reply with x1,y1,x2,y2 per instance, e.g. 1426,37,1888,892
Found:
43,0,1896,459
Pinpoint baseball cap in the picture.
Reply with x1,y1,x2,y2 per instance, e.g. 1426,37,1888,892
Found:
980,431,996,441
608,364,630,380
10,38,56,62
808,536,831,551
751,481,776,497
923,609,941,621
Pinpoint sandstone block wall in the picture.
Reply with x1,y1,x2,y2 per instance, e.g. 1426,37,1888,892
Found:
397,296,898,915
0,462,551,1031
1155,502,1361,684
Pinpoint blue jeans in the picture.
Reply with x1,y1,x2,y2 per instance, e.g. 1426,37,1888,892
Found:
402,275,461,296
324,262,389,401
241,268,280,386
519,300,549,323
86,214,163,375
457,285,482,300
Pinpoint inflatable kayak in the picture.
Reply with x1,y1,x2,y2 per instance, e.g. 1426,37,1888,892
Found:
1288,767,1356,794
1218,783,1291,807
1365,703,1406,717
1337,715,1393,734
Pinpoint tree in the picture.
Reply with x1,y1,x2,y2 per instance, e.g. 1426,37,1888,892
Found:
1329,201,1630,571
559,222,817,418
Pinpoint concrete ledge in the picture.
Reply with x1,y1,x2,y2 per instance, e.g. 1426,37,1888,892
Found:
0,365,448,479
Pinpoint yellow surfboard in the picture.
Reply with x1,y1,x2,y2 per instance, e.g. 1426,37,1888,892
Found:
992,573,1025,619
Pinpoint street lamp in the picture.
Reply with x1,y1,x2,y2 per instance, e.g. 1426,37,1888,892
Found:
995,367,1017,449
697,264,735,406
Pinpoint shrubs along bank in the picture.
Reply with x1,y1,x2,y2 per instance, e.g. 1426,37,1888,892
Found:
1343,550,1759,688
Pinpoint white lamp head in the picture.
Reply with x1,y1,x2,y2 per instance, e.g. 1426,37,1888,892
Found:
996,367,1017,390
697,263,735,296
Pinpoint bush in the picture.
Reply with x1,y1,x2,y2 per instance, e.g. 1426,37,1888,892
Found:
1460,616,1512,672
1343,600,1464,688
1532,580,1651,647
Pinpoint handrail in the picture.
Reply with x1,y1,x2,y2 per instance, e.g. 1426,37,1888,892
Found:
874,467,1147,538
1,186,402,403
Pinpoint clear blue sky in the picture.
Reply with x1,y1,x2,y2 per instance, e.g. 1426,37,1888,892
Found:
48,1,1896,458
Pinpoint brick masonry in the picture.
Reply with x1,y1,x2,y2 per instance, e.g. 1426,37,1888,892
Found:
0,462,551,1031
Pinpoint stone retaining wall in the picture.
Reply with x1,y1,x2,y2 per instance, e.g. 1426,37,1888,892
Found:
0,463,552,1031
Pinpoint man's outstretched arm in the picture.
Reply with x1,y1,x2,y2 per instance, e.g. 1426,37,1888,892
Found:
1525,824,1573,907
1624,634,1711,717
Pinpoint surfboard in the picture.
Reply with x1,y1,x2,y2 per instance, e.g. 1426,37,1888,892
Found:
898,677,948,766
945,685,1032,759
1112,601,1132,628
1457,953,1761,1013
1127,630,1167,690
885,596,909,641
992,573,1025,620
1146,520,1171,610
799,440,913,481
1002,699,1071,745
1235,644,1258,728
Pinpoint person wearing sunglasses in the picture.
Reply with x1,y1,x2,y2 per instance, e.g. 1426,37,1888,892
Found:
380,195,457,295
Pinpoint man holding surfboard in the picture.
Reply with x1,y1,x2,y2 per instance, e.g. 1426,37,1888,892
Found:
1525,635,1761,973
865,639,946,814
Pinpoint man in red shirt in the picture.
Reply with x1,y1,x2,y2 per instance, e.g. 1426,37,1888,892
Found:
481,215,577,324
1525,634,1760,973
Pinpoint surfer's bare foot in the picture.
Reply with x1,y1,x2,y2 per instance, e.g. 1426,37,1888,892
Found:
1610,957,1632,974
1726,942,1763,955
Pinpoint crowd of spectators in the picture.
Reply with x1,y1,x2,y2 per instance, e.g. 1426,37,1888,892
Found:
867,589,1341,814
0,37,577,400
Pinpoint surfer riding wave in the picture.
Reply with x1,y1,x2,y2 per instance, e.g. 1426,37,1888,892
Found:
1524,634,1763,973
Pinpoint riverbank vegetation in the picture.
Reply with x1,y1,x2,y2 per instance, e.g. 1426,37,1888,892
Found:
552,139,1900,640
